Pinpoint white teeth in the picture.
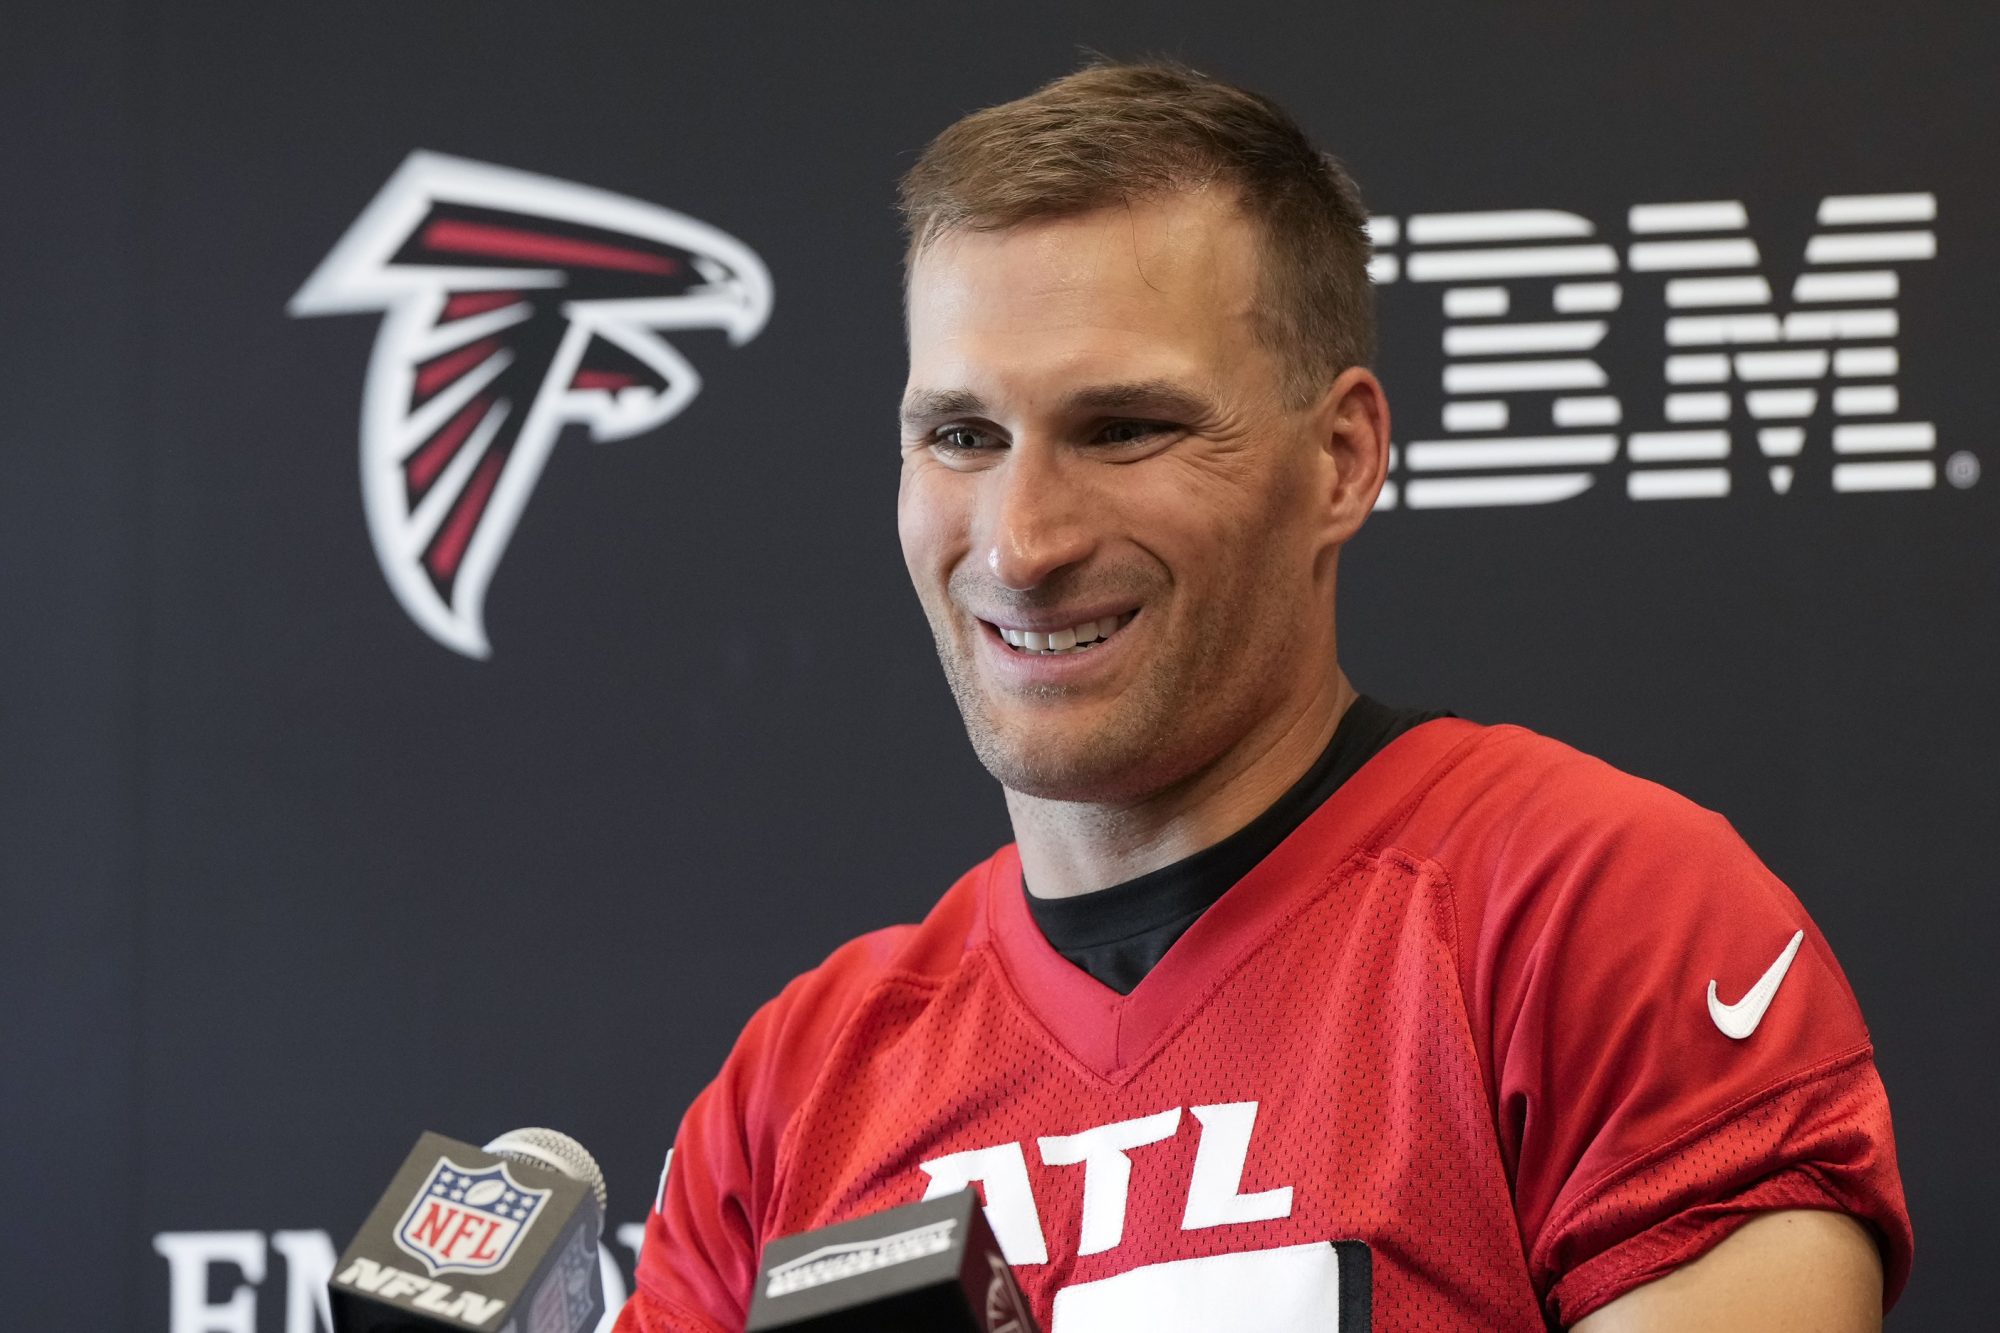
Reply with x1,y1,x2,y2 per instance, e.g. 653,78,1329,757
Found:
996,612,1132,654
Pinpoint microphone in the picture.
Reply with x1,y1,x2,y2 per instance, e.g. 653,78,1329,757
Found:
745,1190,1040,1332
328,1127,608,1332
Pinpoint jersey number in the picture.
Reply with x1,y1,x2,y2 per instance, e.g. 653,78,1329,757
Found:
1049,1241,1371,1332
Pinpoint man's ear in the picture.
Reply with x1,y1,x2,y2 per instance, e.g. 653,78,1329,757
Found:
1314,365,1391,541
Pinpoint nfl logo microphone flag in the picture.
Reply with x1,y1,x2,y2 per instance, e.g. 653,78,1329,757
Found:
330,1132,603,1333
393,1157,552,1277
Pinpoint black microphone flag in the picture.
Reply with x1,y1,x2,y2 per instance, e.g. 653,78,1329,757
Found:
746,1189,1040,1332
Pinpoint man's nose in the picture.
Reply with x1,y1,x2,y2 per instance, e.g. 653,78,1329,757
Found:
979,443,1095,592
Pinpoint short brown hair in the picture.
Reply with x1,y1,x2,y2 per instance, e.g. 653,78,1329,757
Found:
899,60,1376,406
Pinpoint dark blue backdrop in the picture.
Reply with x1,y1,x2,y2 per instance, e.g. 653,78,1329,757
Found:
5,3,1994,1328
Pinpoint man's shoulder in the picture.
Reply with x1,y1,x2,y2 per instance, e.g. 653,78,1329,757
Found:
1377,718,1805,976
1389,717,1732,854
1373,716,1771,927
744,849,1010,1054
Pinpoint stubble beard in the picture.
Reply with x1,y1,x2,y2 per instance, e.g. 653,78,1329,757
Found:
927,567,1287,809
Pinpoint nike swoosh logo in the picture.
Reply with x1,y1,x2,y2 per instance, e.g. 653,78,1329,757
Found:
1707,929,1805,1040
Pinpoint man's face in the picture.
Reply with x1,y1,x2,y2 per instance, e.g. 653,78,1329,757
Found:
898,191,1364,804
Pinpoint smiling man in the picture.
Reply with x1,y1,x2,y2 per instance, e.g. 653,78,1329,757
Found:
616,63,1910,1331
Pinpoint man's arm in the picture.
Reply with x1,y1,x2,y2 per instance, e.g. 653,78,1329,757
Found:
1573,1209,1883,1332
1424,731,1912,1319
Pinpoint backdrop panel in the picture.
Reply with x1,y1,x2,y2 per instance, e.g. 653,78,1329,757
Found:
5,3,1995,1329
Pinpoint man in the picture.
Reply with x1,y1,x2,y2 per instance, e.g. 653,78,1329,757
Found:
616,62,1910,1330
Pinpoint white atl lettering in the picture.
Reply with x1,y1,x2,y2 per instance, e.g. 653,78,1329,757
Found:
1038,1108,1183,1256
919,1141,1051,1265
1182,1103,1293,1229
919,1100,1294,1267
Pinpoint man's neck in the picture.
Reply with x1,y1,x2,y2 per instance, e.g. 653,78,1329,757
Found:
1007,670,1359,899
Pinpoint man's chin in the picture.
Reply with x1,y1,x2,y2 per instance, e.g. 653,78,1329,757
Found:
966,723,1161,806
942,656,1169,801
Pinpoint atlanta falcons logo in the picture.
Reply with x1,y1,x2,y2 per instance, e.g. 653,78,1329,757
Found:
290,151,772,657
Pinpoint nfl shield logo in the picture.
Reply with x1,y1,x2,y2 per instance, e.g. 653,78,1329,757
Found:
394,1156,553,1276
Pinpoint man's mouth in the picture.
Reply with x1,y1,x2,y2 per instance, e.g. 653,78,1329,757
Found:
987,611,1138,656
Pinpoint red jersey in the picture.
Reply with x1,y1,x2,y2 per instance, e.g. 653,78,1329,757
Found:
616,720,1911,1330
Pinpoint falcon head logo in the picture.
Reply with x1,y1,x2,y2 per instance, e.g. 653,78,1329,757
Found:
290,151,772,658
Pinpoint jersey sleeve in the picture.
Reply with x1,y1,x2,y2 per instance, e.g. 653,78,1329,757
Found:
1438,732,1912,1326
614,926,918,1333
614,992,788,1333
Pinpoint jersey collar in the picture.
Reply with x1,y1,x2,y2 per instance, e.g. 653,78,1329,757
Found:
976,717,1481,1083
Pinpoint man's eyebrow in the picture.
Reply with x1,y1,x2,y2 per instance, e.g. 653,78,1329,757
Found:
899,388,987,431
899,380,1219,431
1060,379,1218,421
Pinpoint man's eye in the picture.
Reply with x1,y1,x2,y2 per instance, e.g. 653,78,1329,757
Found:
1099,420,1171,445
935,426,996,452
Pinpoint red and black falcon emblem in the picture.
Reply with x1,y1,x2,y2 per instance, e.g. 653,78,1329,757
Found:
290,151,772,657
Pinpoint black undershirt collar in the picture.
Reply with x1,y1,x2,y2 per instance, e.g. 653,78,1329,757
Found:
1024,695,1449,994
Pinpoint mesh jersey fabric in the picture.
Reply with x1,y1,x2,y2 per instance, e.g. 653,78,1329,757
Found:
615,719,1911,1331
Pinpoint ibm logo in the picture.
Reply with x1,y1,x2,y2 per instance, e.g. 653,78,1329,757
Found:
1369,192,1957,508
